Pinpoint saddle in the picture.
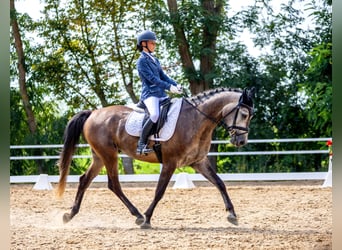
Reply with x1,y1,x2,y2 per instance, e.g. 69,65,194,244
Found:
125,98,183,142
137,98,172,138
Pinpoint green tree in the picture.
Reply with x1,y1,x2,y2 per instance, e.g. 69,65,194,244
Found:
10,0,46,174
299,0,332,136
34,0,150,110
217,0,332,173
148,0,229,94
300,42,332,136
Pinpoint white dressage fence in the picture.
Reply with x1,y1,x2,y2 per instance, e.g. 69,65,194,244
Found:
10,138,332,188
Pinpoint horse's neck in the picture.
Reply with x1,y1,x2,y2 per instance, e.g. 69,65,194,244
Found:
196,91,240,121
180,91,240,147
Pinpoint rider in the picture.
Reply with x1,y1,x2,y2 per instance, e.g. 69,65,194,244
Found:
136,30,183,155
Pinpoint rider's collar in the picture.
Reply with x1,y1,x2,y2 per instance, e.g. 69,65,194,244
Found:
142,51,156,62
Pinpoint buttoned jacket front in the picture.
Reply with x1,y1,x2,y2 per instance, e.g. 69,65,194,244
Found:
137,52,178,101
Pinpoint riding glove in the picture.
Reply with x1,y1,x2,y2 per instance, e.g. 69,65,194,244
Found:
170,85,183,94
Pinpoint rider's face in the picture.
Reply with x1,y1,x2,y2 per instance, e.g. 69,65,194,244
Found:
144,40,156,52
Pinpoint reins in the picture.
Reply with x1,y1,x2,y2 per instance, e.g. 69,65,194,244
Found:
183,98,218,124
182,93,253,136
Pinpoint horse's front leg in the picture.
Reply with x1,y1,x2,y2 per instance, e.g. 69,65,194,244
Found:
141,163,175,229
191,157,238,225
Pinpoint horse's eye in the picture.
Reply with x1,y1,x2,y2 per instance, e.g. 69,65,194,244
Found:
240,110,249,119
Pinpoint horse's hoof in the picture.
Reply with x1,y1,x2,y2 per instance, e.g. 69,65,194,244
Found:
63,213,72,224
140,222,152,229
227,214,238,226
135,216,145,225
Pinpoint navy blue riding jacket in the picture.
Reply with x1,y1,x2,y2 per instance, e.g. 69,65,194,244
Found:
137,51,178,101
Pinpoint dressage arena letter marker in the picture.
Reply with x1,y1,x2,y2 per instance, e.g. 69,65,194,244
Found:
33,174,53,190
322,155,332,187
173,173,195,189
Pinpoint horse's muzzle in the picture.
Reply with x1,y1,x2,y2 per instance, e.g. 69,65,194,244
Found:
230,135,247,147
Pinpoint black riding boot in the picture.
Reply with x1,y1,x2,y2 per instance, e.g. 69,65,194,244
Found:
136,119,155,155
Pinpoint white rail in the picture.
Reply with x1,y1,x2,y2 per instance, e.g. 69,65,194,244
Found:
10,138,331,160
10,138,331,184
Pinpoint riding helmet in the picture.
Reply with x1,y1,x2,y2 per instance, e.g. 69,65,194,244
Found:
137,30,157,47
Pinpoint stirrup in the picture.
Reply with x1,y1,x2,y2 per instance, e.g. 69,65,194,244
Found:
136,144,153,155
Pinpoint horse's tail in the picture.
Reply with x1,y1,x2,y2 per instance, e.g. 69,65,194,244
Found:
56,110,92,198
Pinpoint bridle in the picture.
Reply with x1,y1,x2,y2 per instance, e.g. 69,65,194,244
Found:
184,97,254,137
219,102,254,137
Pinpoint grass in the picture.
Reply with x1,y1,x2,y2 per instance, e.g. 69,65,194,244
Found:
134,160,196,174
74,155,196,175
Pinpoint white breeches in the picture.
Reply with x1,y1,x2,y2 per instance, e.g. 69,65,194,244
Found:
143,96,167,123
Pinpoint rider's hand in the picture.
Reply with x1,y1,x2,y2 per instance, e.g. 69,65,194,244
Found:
170,85,183,94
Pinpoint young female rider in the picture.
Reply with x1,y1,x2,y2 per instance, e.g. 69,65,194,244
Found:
136,30,183,155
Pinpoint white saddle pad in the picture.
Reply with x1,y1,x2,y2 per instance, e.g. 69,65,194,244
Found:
125,98,183,141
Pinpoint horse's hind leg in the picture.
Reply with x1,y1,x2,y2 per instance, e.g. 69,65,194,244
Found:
63,152,103,223
104,154,144,225
191,157,238,225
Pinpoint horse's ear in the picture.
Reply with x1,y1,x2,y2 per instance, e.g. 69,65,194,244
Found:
241,87,255,107
248,87,256,99
242,88,248,98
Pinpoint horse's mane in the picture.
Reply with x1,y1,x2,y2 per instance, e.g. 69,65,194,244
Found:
186,87,242,106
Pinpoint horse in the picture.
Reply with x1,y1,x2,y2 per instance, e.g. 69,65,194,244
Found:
56,87,255,229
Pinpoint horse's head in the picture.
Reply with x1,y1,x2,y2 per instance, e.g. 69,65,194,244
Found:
221,87,255,147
